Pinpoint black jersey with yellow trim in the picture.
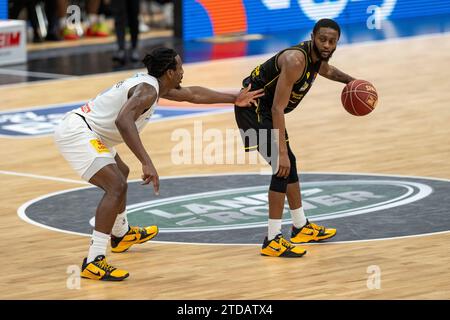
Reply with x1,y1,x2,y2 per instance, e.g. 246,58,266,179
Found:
242,40,322,114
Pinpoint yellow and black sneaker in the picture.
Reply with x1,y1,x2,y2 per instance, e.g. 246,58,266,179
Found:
111,225,159,253
290,219,337,243
81,255,129,281
260,234,307,257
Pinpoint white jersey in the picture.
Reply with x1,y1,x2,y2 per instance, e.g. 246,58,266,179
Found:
73,72,159,147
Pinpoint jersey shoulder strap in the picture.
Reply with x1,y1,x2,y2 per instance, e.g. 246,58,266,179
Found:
275,41,312,80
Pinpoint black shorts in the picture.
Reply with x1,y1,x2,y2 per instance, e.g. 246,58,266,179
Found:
234,100,289,162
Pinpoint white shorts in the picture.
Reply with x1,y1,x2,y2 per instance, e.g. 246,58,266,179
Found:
54,112,117,181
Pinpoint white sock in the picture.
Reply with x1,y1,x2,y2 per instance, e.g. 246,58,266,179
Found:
87,230,110,263
111,210,129,238
290,207,307,229
268,219,282,240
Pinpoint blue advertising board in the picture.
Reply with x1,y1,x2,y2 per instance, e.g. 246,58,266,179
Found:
0,0,7,20
182,0,450,40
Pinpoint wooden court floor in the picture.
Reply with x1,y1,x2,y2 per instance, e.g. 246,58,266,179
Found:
0,34,449,299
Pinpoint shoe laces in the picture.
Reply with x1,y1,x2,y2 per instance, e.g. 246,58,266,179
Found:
130,226,143,234
279,236,295,250
308,222,325,232
96,258,115,272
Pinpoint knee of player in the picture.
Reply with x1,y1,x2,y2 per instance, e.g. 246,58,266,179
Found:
108,178,128,196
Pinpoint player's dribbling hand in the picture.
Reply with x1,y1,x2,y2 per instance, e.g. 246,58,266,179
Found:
276,152,290,178
141,162,160,195
235,83,265,107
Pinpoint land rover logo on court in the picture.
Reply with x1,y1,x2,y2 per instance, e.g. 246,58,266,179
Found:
122,180,431,232
19,173,450,244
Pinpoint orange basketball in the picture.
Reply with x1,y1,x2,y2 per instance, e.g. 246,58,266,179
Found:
341,80,378,116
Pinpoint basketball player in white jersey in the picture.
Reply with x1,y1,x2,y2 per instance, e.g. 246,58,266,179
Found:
54,47,263,281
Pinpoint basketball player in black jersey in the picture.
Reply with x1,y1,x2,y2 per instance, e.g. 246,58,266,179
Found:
235,19,356,257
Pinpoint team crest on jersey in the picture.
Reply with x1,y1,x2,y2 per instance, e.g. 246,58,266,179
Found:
81,103,91,113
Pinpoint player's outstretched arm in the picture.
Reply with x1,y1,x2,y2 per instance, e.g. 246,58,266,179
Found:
319,61,355,84
162,84,264,107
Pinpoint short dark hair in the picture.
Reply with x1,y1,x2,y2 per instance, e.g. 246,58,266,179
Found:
142,47,178,78
313,18,341,38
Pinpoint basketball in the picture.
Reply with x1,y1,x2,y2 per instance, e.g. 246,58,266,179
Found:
341,80,378,116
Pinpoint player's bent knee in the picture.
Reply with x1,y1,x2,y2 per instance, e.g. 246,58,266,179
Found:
108,179,128,197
